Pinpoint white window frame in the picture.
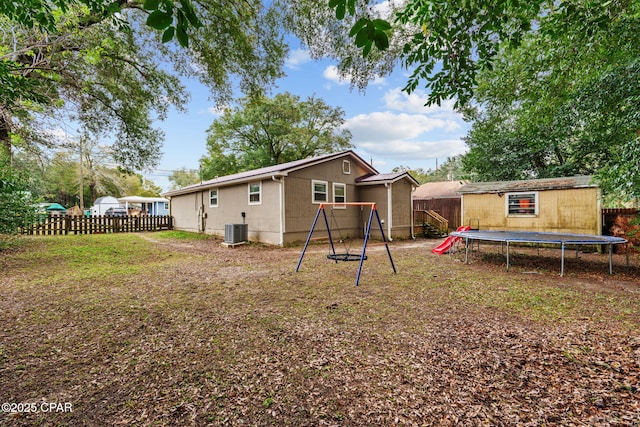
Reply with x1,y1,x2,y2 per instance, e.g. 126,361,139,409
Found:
506,192,538,216
333,182,346,208
248,182,261,205
342,160,351,174
209,189,219,207
312,180,328,204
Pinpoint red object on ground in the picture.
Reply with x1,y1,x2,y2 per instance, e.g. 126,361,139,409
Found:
431,225,472,254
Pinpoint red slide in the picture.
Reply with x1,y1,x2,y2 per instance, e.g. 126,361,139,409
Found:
431,225,471,254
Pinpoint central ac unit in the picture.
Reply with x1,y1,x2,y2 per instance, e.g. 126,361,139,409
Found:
224,224,248,244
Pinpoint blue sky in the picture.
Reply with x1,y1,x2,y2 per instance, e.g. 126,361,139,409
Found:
145,46,470,192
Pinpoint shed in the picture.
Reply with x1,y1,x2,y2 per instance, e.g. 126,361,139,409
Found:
164,150,419,246
90,196,121,216
413,181,466,230
458,175,601,235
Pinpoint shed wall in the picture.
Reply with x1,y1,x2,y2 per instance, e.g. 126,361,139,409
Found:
462,187,601,234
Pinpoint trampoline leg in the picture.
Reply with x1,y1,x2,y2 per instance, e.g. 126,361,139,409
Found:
464,237,469,264
609,244,613,275
506,241,510,271
561,243,565,276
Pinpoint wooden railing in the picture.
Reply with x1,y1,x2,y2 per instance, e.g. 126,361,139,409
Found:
414,210,449,236
22,215,173,236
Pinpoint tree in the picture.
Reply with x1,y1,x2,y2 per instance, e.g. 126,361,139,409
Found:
1,1,288,170
169,167,201,190
393,156,465,184
200,93,352,179
461,2,640,199
0,158,38,244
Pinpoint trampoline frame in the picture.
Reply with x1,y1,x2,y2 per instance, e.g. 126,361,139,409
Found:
449,230,629,276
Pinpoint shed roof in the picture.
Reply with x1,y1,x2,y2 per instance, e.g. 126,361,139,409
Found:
413,180,467,199
457,175,596,195
164,151,378,197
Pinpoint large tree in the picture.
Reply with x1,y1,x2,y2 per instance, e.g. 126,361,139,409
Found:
200,92,352,179
461,2,640,199
1,0,287,170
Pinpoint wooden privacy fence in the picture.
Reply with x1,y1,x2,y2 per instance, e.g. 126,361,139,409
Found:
22,215,173,236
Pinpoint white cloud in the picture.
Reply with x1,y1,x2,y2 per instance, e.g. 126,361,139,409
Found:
285,49,312,70
345,109,468,170
323,65,386,88
323,65,349,86
383,87,458,116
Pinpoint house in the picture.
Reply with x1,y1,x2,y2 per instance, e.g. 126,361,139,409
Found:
163,151,419,245
90,196,120,216
457,175,601,234
413,181,466,230
118,196,170,216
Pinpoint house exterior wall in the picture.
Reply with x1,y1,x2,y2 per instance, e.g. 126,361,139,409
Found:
170,192,201,232
391,180,414,239
461,187,601,234
282,157,370,245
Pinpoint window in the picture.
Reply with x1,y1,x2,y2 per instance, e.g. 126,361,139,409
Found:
209,189,218,207
333,183,346,207
506,192,537,216
164,202,169,210
312,180,328,203
343,160,351,174
248,182,261,205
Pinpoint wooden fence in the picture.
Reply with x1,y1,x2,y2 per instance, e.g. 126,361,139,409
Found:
22,215,173,236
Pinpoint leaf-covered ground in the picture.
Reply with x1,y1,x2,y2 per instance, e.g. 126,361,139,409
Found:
0,233,639,426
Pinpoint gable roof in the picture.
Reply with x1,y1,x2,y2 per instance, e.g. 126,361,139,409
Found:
458,175,596,195
356,172,419,186
413,180,467,199
164,151,378,197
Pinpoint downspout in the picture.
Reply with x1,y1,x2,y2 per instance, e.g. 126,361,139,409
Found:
385,182,393,241
272,176,284,245
410,185,416,239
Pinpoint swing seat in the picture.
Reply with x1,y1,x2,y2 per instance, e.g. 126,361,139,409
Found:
327,253,367,262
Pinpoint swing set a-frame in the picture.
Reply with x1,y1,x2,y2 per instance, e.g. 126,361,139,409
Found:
295,202,396,286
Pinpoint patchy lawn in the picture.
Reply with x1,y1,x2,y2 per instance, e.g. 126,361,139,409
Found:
0,233,639,426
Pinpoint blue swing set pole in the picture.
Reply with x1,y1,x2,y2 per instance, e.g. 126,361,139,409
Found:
296,204,336,272
354,204,396,286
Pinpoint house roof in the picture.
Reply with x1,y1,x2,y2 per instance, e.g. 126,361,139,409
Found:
164,150,378,197
356,172,419,186
413,180,467,199
457,175,596,195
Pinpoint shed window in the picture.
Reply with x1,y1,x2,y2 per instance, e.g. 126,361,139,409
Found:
312,180,328,203
507,192,538,216
209,189,218,207
248,182,261,205
333,183,346,208
343,160,351,174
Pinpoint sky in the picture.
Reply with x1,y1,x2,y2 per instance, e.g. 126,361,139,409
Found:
143,46,470,192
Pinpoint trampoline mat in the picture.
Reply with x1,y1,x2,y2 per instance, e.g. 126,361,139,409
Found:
450,230,627,245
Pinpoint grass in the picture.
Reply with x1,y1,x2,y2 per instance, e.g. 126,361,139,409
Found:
1,233,639,426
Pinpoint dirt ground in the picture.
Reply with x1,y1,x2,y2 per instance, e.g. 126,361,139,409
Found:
1,234,639,426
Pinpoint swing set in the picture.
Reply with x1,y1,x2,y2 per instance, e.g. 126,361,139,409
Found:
295,202,396,286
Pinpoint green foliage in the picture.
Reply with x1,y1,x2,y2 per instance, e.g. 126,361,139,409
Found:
393,156,465,184
168,167,201,190
200,93,352,179
461,1,640,200
0,159,38,238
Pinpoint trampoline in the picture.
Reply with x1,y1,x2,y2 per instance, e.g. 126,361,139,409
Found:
449,230,629,276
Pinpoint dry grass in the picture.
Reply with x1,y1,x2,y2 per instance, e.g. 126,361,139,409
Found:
0,233,639,426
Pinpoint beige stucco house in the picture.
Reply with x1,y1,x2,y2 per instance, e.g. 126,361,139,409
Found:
163,151,419,245
458,175,602,234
